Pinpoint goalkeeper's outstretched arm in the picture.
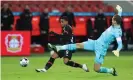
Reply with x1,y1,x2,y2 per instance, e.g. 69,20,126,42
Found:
115,5,122,17
112,5,123,57
112,37,123,57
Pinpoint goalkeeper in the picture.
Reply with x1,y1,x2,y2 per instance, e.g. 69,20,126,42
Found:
49,5,123,76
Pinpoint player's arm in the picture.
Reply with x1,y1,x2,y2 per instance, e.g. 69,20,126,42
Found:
112,30,123,57
116,37,123,51
112,37,123,57
115,5,122,17
63,26,72,37
49,31,61,37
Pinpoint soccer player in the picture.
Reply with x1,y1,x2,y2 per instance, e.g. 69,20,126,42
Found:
36,16,88,72
49,5,123,76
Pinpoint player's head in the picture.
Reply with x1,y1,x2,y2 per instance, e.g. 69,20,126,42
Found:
25,5,30,10
60,16,69,27
112,14,122,26
3,3,9,10
98,9,103,14
66,5,72,12
43,8,49,13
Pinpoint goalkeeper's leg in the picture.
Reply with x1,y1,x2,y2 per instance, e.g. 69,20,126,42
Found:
48,39,95,52
94,63,117,76
94,52,117,76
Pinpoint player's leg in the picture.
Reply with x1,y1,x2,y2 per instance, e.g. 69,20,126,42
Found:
59,42,87,50
93,51,117,76
48,43,81,52
63,50,89,72
94,63,117,76
63,58,82,68
36,51,58,72
48,39,95,52
44,51,58,70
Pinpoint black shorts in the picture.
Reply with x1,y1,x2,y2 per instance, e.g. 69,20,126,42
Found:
57,50,75,60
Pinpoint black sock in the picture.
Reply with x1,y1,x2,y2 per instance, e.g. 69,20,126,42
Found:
66,61,82,68
45,57,55,70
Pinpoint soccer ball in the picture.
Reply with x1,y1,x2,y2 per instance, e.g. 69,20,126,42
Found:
20,57,29,67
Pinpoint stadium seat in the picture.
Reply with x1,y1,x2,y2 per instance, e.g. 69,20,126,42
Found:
82,5,90,12
123,17,132,30
58,1,65,5
56,5,65,12
11,1,20,4
49,16,62,34
31,16,40,36
73,17,87,36
73,24,86,36
50,16,61,28
91,5,98,12
74,6,83,12
1,1,114,13
30,5,39,12
107,5,114,12
38,4,43,12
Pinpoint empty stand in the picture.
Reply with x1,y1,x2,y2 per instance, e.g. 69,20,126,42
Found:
1,1,114,12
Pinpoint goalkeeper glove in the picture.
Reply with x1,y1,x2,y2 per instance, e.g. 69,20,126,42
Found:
116,5,122,13
112,50,120,57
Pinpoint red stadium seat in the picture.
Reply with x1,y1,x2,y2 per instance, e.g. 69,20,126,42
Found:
49,16,62,34
79,1,86,4
11,5,22,12
39,4,45,12
73,17,87,36
74,6,83,12
31,16,40,36
75,17,86,24
58,1,65,4
11,1,20,4
50,16,61,28
82,5,89,12
123,17,132,30
62,1,70,5
71,1,79,4
91,5,98,12
2,1,114,13
107,5,114,12
56,5,65,12
30,5,40,12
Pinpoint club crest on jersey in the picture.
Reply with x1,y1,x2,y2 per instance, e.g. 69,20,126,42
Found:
5,34,23,53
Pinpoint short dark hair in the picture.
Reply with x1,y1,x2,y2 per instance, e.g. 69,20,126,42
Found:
113,14,122,25
60,16,68,21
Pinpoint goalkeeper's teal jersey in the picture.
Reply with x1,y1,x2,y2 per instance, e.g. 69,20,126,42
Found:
96,25,122,50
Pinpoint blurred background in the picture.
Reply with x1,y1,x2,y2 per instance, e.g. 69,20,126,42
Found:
1,0,133,56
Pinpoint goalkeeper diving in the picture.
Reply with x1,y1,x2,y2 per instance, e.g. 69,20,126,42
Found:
49,5,123,76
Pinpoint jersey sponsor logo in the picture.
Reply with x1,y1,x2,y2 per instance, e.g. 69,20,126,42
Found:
71,37,74,43
5,34,23,53
66,50,69,56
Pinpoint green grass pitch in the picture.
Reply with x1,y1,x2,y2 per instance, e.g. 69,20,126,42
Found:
1,51,133,80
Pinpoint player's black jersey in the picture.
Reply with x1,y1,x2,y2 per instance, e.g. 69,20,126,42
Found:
60,25,75,45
